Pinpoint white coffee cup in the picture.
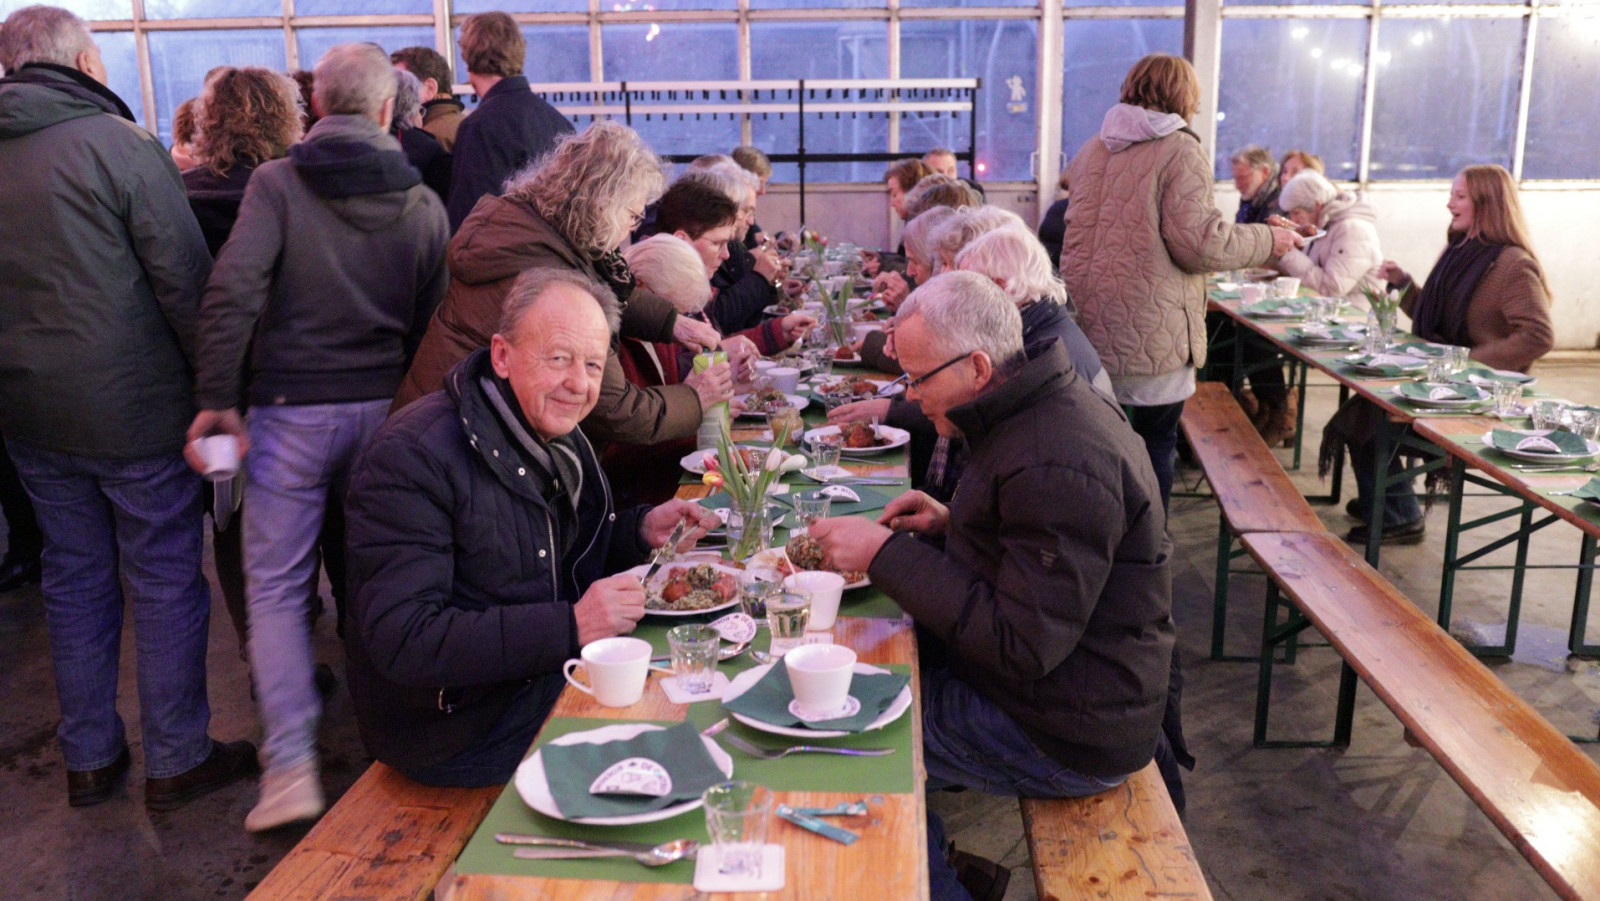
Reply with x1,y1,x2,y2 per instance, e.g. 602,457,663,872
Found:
193,434,240,482
784,570,846,631
784,644,856,719
1240,283,1267,303
562,636,651,707
753,359,779,378
768,366,801,395
1273,276,1301,299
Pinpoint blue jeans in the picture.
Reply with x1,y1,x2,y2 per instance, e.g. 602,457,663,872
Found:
1125,401,1186,512
400,674,567,788
6,439,213,777
1350,431,1424,527
921,667,1129,901
243,401,388,772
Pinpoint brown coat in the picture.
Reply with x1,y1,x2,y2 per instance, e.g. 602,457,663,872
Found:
394,195,701,446
1400,244,1553,374
1062,127,1273,377
421,98,465,153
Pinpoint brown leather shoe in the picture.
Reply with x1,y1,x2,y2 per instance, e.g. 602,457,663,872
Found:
67,746,131,807
144,740,260,812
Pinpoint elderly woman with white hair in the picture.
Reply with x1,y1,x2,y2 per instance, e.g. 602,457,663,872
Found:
928,206,1029,272
1269,170,1383,305
859,205,959,373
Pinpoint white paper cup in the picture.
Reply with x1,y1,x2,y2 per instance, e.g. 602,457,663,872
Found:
1240,283,1267,303
1273,276,1301,299
193,435,240,482
784,644,856,719
784,570,846,631
562,636,651,707
767,367,801,395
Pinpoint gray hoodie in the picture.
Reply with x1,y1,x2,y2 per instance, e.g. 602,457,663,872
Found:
1100,103,1187,153
194,114,450,409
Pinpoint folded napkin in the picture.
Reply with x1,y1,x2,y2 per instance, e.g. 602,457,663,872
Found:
775,485,897,517
1240,300,1307,317
723,665,910,733
1490,429,1591,456
1397,382,1483,403
1289,325,1360,343
1456,367,1534,386
1567,478,1600,504
542,722,727,819
1392,340,1448,358
698,484,789,511
1345,353,1423,377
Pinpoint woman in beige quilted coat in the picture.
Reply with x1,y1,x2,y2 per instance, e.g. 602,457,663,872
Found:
1061,54,1299,506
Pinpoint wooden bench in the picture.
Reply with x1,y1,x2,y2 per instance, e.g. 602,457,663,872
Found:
1244,530,1600,899
1020,761,1213,901
1180,381,1327,659
247,763,498,900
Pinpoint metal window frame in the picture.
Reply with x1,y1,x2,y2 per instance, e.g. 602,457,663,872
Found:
72,0,1600,207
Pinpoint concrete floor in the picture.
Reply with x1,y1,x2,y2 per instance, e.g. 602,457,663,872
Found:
4,356,1600,900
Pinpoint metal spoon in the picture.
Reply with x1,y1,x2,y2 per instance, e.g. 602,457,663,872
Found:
507,837,699,867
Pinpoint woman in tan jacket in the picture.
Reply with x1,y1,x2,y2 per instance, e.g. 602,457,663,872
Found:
1062,54,1298,506
1341,164,1554,544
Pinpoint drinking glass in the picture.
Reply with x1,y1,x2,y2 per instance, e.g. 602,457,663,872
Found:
765,590,811,657
728,502,776,561
1425,357,1451,384
703,782,774,878
1362,311,1386,356
791,491,833,536
1577,413,1600,446
1532,400,1567,431
667,624,720,696
805,434,843,478
1491,381,1524,418
1446,346,1470,373
1567,407,1597,439
738,567,782,620
806,347,835,379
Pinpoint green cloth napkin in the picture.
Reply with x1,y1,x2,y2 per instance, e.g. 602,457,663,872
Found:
775,485,898,517
1568,478,1600,503
1240,300,1307,317
1397,382,1483,402
541,722,727,820
1490,428,1590,455
1451,367,1534,386
723,664,910,733
1343,353,1422,378
1288,326,1360,343
697,485,790,511
1390,340,1447,358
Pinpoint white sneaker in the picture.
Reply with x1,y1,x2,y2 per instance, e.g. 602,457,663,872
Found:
245,758,325,832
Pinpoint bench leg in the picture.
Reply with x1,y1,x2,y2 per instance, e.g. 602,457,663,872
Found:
1569,533,1599,658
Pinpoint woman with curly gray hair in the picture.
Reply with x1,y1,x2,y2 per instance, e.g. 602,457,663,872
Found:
397,120,734,450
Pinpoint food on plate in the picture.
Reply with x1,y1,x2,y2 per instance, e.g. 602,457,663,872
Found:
839,421,887,449
851,309,877,323
703,446,766,474
645,564,739,611
814,377,880,402
782,535,866,585
833,345,857,361
746,386,791,415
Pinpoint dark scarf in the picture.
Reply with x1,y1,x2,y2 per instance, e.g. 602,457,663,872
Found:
592,249,637,307
3,62,136,122
480,374,585,525
1409,234,1503,348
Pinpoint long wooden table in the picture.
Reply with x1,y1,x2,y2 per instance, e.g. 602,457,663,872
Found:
442,398,930,899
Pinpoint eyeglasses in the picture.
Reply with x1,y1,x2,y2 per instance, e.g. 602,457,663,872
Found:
626,207,646,228
905,352,973,390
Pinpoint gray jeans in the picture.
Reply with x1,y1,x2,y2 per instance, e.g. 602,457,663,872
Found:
244,400,388,771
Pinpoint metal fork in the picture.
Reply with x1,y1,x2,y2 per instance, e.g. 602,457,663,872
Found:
719,730,894,760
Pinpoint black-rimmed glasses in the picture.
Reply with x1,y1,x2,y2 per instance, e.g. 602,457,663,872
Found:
905,352,973,390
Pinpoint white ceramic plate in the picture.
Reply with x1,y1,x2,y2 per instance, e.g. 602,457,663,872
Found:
802,424,911,456
514,723,734,825
733,393,810,419
627,561,745,617
812,378,904,402
747,546,870,590
680,446,777,476
722,663,911,739
1480,430,1600,464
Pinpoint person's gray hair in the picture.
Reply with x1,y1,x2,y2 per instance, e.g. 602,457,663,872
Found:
1229,144,1275,174
902,205,959,273
313,43,396,119
928,207,1029,266
498,268,622,341
688,153,734,170
502,120,668,256
1279,169,1338,214
903,173,973,220
677,166,747,206
895,271,1025,376
0,5,94,71
391,66,423,127
623,234,713,314
955,227,1067,307
706,161,759,196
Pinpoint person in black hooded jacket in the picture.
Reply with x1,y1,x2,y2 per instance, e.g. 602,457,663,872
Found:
187,43,449,834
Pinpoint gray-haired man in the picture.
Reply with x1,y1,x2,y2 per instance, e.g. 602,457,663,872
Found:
187,42,450,831
342,269,717,788
810,271,1175,900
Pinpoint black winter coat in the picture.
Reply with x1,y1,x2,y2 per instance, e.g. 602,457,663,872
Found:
446,76,574,232
343,349,653,772
709,241,777,335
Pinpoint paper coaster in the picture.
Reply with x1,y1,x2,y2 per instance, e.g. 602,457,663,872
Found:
660,671,732,704
693,844,786,893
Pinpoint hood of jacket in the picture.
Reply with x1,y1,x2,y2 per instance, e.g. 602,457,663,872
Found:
946,340,1074,447
1319,191,1378,229
288,114,422,229
448,194,586,288
0,63,135,139
1099,102,1187,154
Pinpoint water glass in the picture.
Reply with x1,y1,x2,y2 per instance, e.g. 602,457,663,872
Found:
1567,407,1598,439
667,624,720,696
1446,345,1470,373
738,567,782,620
1491,381,1524,418
703,782,774,878
806,347,835,379
1425,357,1452,384
791,491,833,536
807,434,843,475
1532,400,1568,431
1362,312,1386,356
1576,412,1600,445
728,503,776,561
765,590,812,657
1316,296,1341,324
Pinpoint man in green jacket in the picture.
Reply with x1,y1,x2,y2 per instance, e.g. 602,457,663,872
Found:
0,5,257,811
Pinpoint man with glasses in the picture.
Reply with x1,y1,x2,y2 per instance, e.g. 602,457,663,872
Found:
810,271,1175,901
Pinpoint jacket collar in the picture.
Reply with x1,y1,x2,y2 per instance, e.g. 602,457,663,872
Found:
4,63,136,121
944,340,1073,449
482,75,530,101
423,95,465,115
